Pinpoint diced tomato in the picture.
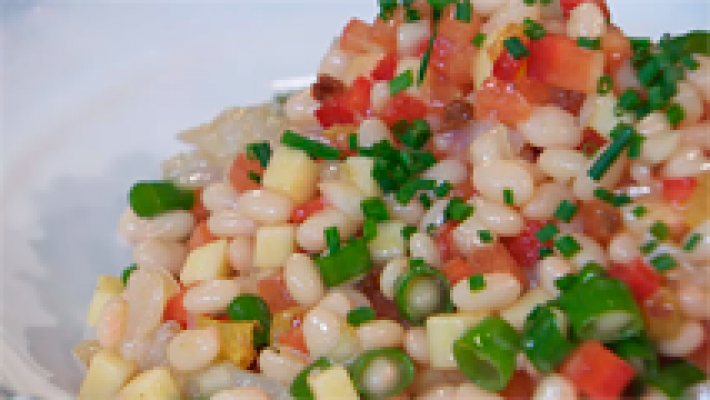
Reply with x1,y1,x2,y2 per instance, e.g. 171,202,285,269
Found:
164,290,191,329
439,4,481,46
500,370,536,400
430,36,477,86
687,324,710,374
290,197,326,224
315,97,355,129
340,19,377,53
550,87,586,115
450,180,476,200
473,77,534,124
559,0,611,20
493,49,525,81
561,340,635,400
441,258,474,286
188,220,218,251
515,76,552,105
662,177,698,205
358,269,401,321
380,92,428,126
421,71,461,110
370,18,399,54
602,25,632,74
372,53,398,81
441,244,527,288
576,128,608,157
433,221,458,264
342,77,373,120
528,33,604,93
279,325,309,356
191,189,210,222
229,153,263,193
257,274,298,314
608,258,663,303
502,220,551,269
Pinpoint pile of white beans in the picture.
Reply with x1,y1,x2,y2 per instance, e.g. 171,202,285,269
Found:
78,0,710,398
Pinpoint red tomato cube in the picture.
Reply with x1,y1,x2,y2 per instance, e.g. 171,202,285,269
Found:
379,92,428,126
662,177,698,205
561,340,635,399
527,33,604,93
608,258,663,303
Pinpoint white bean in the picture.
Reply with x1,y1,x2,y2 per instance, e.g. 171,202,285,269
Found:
319,180,365,220
471,0,510,16
636,112,670,138
538,149,586,182
500,288,554,331
211,388,270,400
418,199,450,233
517,106,582,148
570,234,608,271
381,258,408,300
566,2,606,39
418,385,457,400
663,146,708,178
123,268,175,339
686,55,710,101
657,320,705,357
398,21,431,57
674,81,704,126
119,208,146,244
456,383,504,400
422,160,468,185
144,211,195,241
202,182,240,212
385,194,425,226
357,320,405,351
630,162,654,184
167,327,221,372
297,209,357,253
285,89,319,127
410,233,442,268
258,348,307,384
685,220,710,262
685,380,710,400
208,210,259,237
641,388,669,400
319,46,352,81
319,161,342,181
473,160,535,206
228,236,254,274
533,374,578,400
239,189,294,224
539,257,574,296
453,215,496,255
358,118,391,148
608,232,641,264
404,327,430,364
641,132,680,165
183,279,241,314
133,239,187,275
97,296,127,350
285,254,325,308
523,182,574,221
678,284,710,320
303,307,344,357
371,82,391,114
451,272,522,312
473,198,524,237
469,124,514,166
318,290,356,318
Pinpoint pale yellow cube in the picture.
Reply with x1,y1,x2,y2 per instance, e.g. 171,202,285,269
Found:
582,94,633,138
499,288,554,332
180,239,230,285
78,350,137,400
368,221,407,262
473,46,494,89
344,156,381,197
263,147,318,205
426,312,490,369
254,225,296,269
118,367,180,400
86,276,123,326
307,365,360,400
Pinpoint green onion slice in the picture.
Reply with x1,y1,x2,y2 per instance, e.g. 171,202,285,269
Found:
554,200,578,223
469,273,486,291
227,294,272,348
648,361,707,398
555,235,581,259
504,37,530,60
349,348,415,399
684,233,703,252
316,238,372,287
281,130,341,160
246,141,272,168
472,32,487,47
290,357,333,400
611,335,660,378
324,226,340,254
347,306,377,327
129,181,195,218
393,260,453,325
361,197,390,222
444,197,474,222
121,264,138,286
522,305,574,374
390,70,415,96
650,253,677,272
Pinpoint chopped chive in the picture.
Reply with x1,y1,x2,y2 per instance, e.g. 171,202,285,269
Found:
405,7,421,22
650,221,670,241
426,223,436,234
640,240,659,255
651,254,677,272
577,36,601,50
246,141,272,168
396,179,437,204
129,181,195,218
683,233,703,252
121,264,138,286
665,103,685,125
390,70,415,96
648,85,668,111
324,226,340,254
627,132,645,160
455,0,472,22
347,306,376,327
555,235,582,259
539,247,554,259
348,133,358,151
472,32,487,48
588,123,635,181
469,274,486,291
618,89,641,111
478,230,494,244
281,130,341,160
523,17,546,41
247,171,262,184
503,188,514,205
445,197,474,222
594,187,614,203
638,57,662,87
418,29,437,85
361,197,390,222
434,181,453,198
523,0,535,4
554,200,578,223
363,219,378,242
402,225,417,240
504,37,530,60
682,54,699,70
633,205,647,218
597,74,613,95
611,193,633,207
399,119,432,150
419,193,433,210
536,223,559,243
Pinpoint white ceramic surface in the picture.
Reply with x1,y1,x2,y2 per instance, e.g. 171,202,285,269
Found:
1,0,707,397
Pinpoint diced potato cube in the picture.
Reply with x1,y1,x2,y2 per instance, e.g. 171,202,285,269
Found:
254,225,296,269
684,173,710,227
78,349,137,400
426,312,490,369
499,288,554,331
180,239,230,285
369,221,407,262
86,276,123,326
307,365,360,400
196,316,257,369
344,53,384,85
263,147,318,205
473,47,494,89
118,367,179,400
344,156,381,197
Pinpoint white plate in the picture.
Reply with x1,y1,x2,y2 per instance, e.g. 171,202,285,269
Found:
1,1,707,397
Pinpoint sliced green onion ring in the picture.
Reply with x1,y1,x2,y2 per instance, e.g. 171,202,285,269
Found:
349,348,415,399
522,305,574,374
290,357,333,400
393,260,453,325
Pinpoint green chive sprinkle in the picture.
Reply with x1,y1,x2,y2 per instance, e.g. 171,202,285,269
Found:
665,103,685,125
348,133,358,151
627,133,645,160
468,274,486,291
478,230,494,244
539,247,554,259
536,223,559,243
445,197,474,222
594,187,614,203
324,226,340,254
632,205,648,218
420,193,433,210
361,197,390,222
577,37,602,50
504,37,530,60
426,223,436,234
246,141,272,168
640,240,659,255
405,7,422,22
347,306,376,327
523,18,546,41
281,130,341,160
651,254,677,272
682,54,699,70
402,225,417,240
597,74,613,95
503,188,514,205
418,30,437,85
554,200,578,223
555,235,582,259
611,193,633,207
399,120,432,150
247,171,262,184
618,89,642,111
588,123,635,181
455,0,472,22
650,221,670,241
390,70,415,96
472,32,487,48
396,179,437,204
683,233,703,252
121,264,138,286
363,219,378,242
434,181,453,198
